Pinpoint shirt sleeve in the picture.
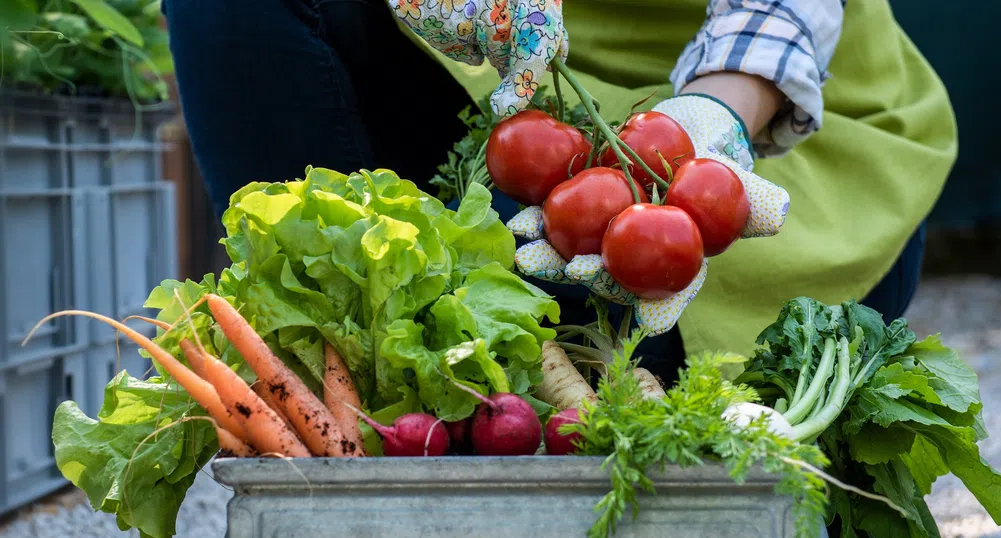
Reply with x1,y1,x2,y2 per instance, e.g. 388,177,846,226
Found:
669,1,846,157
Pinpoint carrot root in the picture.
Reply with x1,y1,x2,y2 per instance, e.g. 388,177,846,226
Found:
205,294,362,457
323,343,364,454
26,310,247,443
252,381,297,433
199,351,312,458
122,315,171,331
178,339,208,380
215,425,258,458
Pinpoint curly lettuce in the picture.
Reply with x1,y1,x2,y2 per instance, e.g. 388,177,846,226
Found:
52,167,560,537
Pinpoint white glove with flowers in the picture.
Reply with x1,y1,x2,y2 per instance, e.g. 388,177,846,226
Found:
505,94,791,335
387,0,569,116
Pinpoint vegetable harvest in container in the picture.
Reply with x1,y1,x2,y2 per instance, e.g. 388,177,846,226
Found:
38,57,1001,538
43,168,563,538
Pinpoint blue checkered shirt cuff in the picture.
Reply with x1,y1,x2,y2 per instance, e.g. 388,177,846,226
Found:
669,1,845,157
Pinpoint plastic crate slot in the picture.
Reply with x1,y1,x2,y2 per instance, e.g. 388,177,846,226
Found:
0,92,173,514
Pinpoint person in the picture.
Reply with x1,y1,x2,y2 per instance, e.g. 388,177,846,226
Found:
159,0,956,383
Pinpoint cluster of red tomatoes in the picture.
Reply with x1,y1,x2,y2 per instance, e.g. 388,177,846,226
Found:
485,109,751,300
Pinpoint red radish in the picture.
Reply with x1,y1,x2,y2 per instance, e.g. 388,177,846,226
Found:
350,406,450,457
445,417,473,455
602,204,704,299
665,158,750,257
471,393,543,456
544,408,584,456
542,167,648,261
444,380,543,456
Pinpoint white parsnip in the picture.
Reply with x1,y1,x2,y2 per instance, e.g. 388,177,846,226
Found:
632,368,666,400
535,340,598,410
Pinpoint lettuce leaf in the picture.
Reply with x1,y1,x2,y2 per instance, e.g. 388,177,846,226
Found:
205,169,556,415
53,167,559,538
52,372,217,538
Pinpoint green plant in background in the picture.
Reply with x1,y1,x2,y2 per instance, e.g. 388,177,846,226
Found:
1,0,173,103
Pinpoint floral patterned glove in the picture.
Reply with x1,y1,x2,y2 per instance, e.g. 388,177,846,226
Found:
505,94,791,336
388,0,568,116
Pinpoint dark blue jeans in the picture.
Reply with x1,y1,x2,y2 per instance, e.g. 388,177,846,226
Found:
161,0,927,384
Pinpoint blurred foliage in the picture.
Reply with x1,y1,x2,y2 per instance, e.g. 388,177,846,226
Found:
1,0,172,103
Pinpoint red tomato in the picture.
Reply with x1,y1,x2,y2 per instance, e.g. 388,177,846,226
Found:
486,110,591,206
543,168,648,261
600,111,695,187
665,158,750,257
602,204,703,299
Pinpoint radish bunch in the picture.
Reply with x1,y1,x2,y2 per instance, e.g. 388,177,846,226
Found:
356,391,547,457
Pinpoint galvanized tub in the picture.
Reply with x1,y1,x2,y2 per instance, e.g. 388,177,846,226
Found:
213,456,795,537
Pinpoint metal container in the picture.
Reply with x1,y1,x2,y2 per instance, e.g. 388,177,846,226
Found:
213,456,795,537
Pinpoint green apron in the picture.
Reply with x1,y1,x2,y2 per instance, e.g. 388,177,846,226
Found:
415,0,958,357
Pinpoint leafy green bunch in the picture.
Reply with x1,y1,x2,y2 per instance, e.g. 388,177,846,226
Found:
740,297,1001,537
1,0,172,102
51,167,561,538
566,333,829,538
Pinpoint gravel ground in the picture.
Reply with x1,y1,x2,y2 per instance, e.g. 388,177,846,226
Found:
2,275,1000,538
907,276,1001,538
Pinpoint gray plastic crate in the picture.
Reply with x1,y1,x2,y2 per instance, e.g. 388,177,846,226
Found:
1,90,175,359
1,91,171,190
214,457,797,538
0,353,86,515
84,183,177,345
0,90,176,515
0,189,90,367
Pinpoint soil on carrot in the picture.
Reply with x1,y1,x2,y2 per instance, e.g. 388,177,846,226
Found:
268,382,290,402
234,404,252,418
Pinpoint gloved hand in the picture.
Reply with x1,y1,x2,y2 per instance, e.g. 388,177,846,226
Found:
387,0,568,116
506,94,791,335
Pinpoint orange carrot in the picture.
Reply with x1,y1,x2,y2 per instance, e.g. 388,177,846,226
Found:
122,315,171,331
178,338,207,379
323,343,365,454
198,350,311,458
215,425,258,458
25,310,248,443
205,294,362,457
252,381,296,432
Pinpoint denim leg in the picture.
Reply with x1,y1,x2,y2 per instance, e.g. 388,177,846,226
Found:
859,221,928,322
162,0,476,218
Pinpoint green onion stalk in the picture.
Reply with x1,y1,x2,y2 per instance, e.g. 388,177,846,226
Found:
738,327,868,444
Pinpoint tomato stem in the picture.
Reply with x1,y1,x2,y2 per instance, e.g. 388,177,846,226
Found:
551,58,644,204
673,151,694,167
653,150,676,191
629,88,660,116
553,73,566,123
585,129,602,168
